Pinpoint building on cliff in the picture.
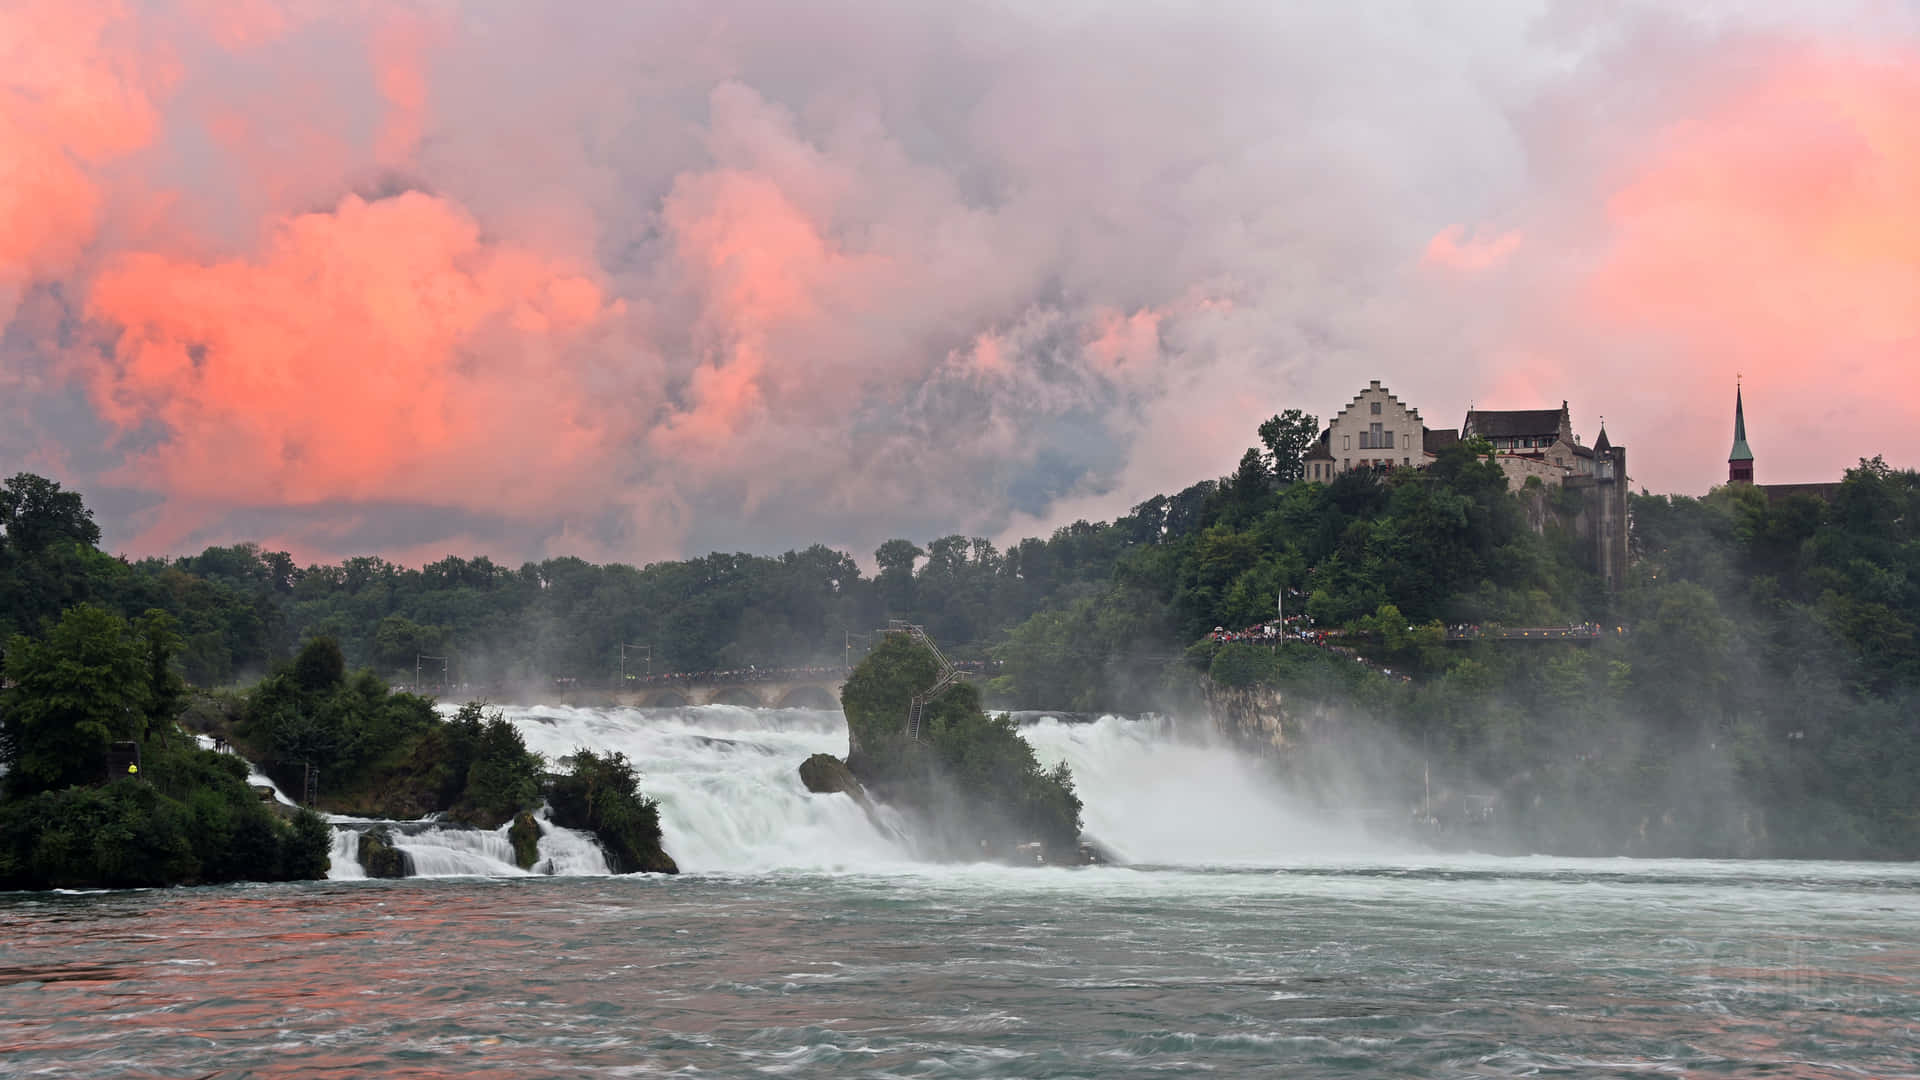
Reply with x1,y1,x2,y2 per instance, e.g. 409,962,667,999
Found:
1299,380,1631,588
1302,380,1466,482
1461,401,1599,490
1459,401,1629,591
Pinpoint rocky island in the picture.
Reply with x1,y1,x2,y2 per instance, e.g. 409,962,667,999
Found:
801,626,1086,864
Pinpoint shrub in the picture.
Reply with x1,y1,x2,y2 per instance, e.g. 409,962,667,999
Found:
548,750,675,874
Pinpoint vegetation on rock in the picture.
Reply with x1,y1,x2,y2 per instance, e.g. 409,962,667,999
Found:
841,632,1081,857
221,653,541,826
548,750,676,874
357,825,407,878
509,811,541,870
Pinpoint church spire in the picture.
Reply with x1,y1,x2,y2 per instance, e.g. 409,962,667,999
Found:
1728,379,1754,484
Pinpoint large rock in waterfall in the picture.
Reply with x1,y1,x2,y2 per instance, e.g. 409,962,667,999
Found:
799,753,866,801
836,631,1084,862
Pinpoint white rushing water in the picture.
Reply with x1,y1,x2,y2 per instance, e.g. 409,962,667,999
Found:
501,704,915,873
1021,714,1392,865
325,827,367,880
285,704,1391,878
486,704,1387,875
323,808,614,880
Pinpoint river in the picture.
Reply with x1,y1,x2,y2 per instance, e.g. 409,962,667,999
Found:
3,705,1916,1077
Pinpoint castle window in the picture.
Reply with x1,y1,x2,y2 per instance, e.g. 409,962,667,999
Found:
1370,401,1382,415
1343,434,1351,451
1402,433,1411,450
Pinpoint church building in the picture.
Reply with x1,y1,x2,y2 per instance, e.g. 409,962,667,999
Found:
1724,381,1840,502
1728,382,1755,484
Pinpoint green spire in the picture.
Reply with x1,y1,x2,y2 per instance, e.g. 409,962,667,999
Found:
1729,383,1753,462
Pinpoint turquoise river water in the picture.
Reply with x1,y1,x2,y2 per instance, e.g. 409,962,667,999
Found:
2,706,1916,1077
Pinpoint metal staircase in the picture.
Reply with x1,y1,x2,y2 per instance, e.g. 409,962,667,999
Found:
889,621,966,740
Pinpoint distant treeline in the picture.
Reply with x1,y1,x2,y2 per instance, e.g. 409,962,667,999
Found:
0,435,1594,691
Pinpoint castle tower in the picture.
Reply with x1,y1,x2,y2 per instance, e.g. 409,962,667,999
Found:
1728,381,1754,484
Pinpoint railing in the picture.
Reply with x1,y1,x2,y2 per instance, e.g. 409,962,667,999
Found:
889,621,967,740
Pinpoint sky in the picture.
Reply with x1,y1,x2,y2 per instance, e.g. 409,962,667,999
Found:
4,0,1917,568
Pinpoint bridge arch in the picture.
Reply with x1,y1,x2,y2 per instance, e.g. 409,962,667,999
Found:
775,685,839,710
708,686,765,708
641,689,689,708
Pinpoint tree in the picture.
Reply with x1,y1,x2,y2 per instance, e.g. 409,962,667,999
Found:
1231,448,1271,504
1258,409,1319,485
133,610,187,743
0,474,101,555
1,605,148,796
372,616,445,672
875,539,924,613
292,637,347,693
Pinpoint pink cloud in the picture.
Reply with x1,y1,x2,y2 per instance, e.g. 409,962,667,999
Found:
1424,225,1523,272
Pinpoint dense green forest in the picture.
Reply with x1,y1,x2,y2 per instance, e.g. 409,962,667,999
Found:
3,404,1917,858
0,436,1590,693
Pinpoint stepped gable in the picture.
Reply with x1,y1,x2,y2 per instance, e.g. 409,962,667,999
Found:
1329,378,1423,428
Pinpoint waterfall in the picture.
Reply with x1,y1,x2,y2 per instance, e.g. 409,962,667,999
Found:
531,806,611,876
393,824,526,877
312,703,1379,879
324,811,615,879
1019,714,1386,865
326,826,367,880
498,704,914,872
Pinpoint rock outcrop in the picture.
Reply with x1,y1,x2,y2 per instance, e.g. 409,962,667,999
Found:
799,752,905,842
799,753,867,803
357,826,410,878
508,811,540,870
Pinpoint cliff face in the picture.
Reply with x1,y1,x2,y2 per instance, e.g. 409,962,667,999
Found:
1202,678,1308,757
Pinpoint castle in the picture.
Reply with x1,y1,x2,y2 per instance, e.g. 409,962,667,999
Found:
1301,380,1630,589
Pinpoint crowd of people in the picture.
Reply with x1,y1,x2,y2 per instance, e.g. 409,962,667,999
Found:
1444,622,1622,639
610,657,1002,688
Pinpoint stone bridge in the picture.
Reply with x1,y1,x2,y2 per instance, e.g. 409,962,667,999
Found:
614,677,843,710
511,672,844,710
